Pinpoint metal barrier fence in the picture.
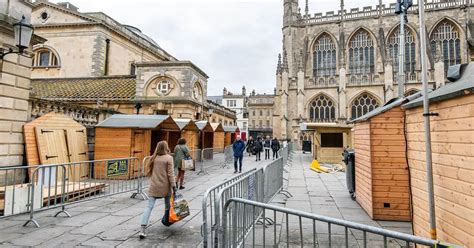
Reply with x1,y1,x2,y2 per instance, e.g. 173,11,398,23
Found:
11,157,147,228
199,147,228,175
201,168,258,247
222,198,461,248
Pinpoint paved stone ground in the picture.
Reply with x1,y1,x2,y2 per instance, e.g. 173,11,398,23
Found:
0,152,412,247
245,152,413,247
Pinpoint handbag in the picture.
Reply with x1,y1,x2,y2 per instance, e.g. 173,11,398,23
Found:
178,146,195,171
168,193,190,224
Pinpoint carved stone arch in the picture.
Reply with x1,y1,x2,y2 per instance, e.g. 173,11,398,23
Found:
311,32,339,78
348,91,382,119
404,88,420,97
346,27,379,75
144,74,181,97
428,17,465,72
306,93,337,122
32,44,62,66
386,23,418,76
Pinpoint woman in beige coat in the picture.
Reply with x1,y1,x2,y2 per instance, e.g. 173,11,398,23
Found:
139,141,176,239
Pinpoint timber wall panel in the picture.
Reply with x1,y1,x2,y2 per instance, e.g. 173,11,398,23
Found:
354,122,373,218
406,94,474,248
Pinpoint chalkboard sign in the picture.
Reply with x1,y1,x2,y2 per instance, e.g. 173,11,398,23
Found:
107,159,128,177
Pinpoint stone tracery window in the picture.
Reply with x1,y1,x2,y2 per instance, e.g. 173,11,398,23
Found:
308,95,335,122
430,20,461,74
348,29,375,75
313,34,337,78
351,93,379,119
387,25,416,77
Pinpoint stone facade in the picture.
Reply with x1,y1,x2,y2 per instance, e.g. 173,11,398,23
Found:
248,91,275,139
0,0,40,166
29,1,236,125
274,0,473,146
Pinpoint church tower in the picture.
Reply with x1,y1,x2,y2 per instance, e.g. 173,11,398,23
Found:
283,0,298,27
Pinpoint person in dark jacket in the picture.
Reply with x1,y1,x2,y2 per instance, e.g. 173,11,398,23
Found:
254,136,263,161
271,137,281,159
245,136,255,156
232,135,246,173
263,136,271,160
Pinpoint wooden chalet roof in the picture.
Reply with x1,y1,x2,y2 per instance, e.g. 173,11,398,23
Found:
97,114,179,130
210,123,224,132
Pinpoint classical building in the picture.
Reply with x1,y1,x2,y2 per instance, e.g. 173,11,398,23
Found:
29,1,236,124
0,0,45,166
248,90,275,139
273,0,473,162
221,87,249,139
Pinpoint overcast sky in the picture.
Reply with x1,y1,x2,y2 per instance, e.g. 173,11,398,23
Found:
57,0,393,95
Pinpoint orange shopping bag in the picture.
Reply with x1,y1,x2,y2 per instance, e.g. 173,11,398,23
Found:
168,193,190,224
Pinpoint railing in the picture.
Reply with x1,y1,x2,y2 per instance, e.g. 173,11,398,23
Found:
306,76,339,88
8,157,147,228
303,0,470,25
393,71,421,84
346,74,382,86
221,198,461,248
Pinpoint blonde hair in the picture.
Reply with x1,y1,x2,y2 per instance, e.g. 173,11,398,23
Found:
146,141,169,177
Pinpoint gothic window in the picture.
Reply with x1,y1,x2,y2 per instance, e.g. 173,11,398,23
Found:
387,25,416,75
351,93,379,119
313,34,337,77
33,48,59,67
430,20,461,74
308,95,335,122
348,30,375,75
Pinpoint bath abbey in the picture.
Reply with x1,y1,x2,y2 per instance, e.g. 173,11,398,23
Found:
273,0,473,162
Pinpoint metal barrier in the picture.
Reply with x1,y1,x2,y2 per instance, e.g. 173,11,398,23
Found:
23,157,146,228
222,198,461,248
201,168,258,247
214,168,265,247
199,147,226,175
262,158,284,203
222,145,233,169
1,165,37,219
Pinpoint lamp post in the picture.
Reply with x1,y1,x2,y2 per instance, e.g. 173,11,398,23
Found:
395,0,412,98
1,16,34,60
207,108,214,121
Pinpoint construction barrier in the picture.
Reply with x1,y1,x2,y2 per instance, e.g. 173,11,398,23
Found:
20,157,146,228
221,198,462,248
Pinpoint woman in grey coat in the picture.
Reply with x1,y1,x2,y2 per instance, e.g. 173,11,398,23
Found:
173,138,190,189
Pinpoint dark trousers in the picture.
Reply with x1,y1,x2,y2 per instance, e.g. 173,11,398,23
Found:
234,156,243,171
255,151,261,161
272,150,278,159
264,148,270,159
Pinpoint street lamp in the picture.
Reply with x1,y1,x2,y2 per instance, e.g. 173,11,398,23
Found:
1,16,34,60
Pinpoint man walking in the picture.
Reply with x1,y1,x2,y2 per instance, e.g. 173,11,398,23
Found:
232,135,246,173
263,136,271,160
271,137,280,159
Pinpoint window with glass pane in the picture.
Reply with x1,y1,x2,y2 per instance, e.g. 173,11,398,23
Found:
39,51,50,66
157,80,171,94
430,20,461,74
348,30,375,75
387,25,416,75
266,120,270,127
351,93,379,119
313,34,337,77
309,95,335,122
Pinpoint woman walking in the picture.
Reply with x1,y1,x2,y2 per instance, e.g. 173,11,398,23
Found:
246,136,255,156
139,141,176,239
173,138,190,189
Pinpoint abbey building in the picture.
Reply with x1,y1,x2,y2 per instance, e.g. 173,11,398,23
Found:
273,0,473,163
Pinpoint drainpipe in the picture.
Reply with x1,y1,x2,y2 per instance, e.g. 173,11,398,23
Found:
104,39,110,76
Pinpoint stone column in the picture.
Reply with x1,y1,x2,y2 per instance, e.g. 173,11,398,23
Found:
384,61,395,100
281,71,289,140
296,70,305,118
434,60,445,89
338,67,347,119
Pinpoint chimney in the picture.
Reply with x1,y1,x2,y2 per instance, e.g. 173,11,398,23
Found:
57,2,79,11
242,86,246,96
223,87,228,95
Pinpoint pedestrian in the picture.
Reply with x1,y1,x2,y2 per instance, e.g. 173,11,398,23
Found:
254,136,263,161
139,141,176,239
232,135,246,173
246,136,255,156
271,137,281,159
263,136,271,160
173,138,190,190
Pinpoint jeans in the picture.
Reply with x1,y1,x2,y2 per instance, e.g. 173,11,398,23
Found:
141,196,171,226
255,151,261,161
264,148,270,159
273,150,278,159
234,156,243,171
